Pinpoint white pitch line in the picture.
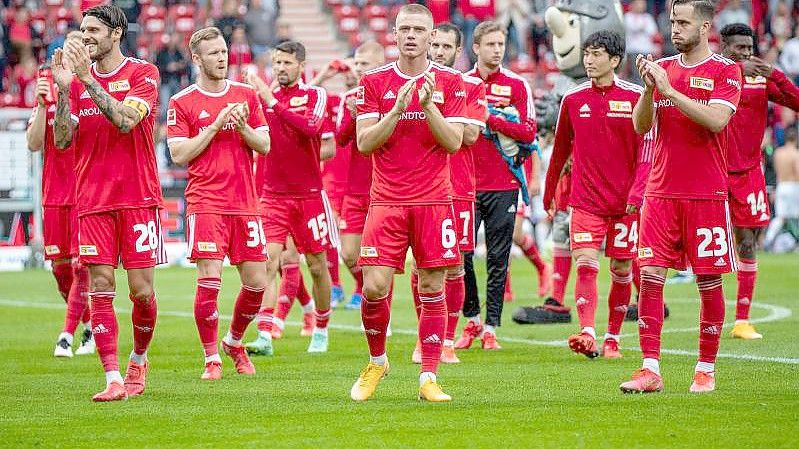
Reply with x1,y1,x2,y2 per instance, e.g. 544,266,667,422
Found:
1,298,796,365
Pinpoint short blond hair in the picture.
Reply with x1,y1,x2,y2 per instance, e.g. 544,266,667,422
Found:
189,26,223,54
473,21,506,46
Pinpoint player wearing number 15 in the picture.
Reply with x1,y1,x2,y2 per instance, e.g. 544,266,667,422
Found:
543,30,652,361
620,0,742,394
52,5,164,402
167,27,271,381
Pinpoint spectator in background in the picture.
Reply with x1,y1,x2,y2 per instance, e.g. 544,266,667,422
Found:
215,0,244,44
625,0,658,81
454,0,496,65
716,0,751,31
244,0,280,57
155,32,188,120
228,25,252,80
12,56,37,108
780,25,799,84
274,19,293,46
113,0,141,56
0,18,8,92
770,1,792,48
8,8,39,64
496,0,532,61
529,0,549,63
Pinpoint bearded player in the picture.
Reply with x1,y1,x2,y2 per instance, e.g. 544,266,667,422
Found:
621,0,742,394
167,27,270,381
349,4,468,402
53,4,163,401
719,23,799,339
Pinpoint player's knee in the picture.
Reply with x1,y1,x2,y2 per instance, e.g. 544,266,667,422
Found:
609,258,632,275
265,257,280,276
91,275,115,293
306,255,329,280
341,249,358,268
737,237,756,259
640,265,667,277
362,282,390,301
129,287,154,305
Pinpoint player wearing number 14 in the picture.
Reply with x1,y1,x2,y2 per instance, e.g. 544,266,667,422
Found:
167,27,271,381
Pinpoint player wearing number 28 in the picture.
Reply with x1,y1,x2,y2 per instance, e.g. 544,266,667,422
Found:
543,30,652,361
620,0,742,394
51,5,164,401
167,27,271,381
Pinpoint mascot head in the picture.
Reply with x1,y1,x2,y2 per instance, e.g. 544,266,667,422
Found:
545,0,624,79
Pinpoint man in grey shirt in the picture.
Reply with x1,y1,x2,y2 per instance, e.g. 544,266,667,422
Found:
244,0,280,57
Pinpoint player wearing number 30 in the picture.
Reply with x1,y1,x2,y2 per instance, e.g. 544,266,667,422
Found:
544,30,653,361
51,5,164,402
167,27,271,381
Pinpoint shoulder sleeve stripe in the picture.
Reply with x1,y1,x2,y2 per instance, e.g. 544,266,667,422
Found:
171,85,197,101
363,63,394,76
311,87,327,120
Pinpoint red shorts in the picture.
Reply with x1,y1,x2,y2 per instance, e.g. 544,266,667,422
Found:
339,194,370,235
728,167,771,228
78,207,167,269
186,213,267,264
43,205,77,260
570,207,638,260
260,192,339,254
359,203,460,272
453,199,476,252
638,197,736,275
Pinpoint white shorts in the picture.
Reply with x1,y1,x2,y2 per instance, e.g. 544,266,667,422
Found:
776,181,799,218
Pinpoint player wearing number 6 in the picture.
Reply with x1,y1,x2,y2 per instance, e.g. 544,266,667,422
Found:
543,30,652,360
51,5,164,402
349,4,469,402
167,27,271,381
620,0,742,394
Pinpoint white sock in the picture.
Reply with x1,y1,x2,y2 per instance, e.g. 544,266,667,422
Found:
273,317,285,330
734,319,748,325
222,332,241,347
642,358,660,375
484,325,496,335
105,370,123,386
695,361,715,374
582,327,596,339
468,316,481,325
129,351,147,365
257,330,273,340
419,371,437,385
443,339,454,347
314,327,328,336
204,353,222,364
370,353,387,366
604,333,619,342
58,332,74,345
302,299,315,314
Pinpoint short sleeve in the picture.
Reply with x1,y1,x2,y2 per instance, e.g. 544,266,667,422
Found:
166,97,190,144
124,64,160,120
709,63,743,112
356,76,380,121
443,73,468,124
247,89,269,132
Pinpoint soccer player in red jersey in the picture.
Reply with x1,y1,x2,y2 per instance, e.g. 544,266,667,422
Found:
620,0,742,394
543,30,652,360
349,4,468,402
166,27,270,381
246,41,337,355
719,23,799,340
338,41,386,310
26,31,94,358
457,21,537,350
52,5,164,402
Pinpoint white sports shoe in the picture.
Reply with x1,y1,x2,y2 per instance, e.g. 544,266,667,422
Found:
54,337,73,358
74,329,96,355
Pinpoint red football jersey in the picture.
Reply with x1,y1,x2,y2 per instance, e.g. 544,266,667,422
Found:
727,66,799,173
357,62,468,205
69,57,162,215
647,53,742,200
464,65,537,192
321,92,350,198
338,87,372,196
450,74,487,201
167,80,268,215
28,103,77,206
545,78,652,216
259,82,327,197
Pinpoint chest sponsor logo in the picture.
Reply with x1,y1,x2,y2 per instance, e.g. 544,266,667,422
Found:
638,247,653,258
383,90,396,100
579,103,591,117
197,242,218,252
199,110,210,119
79,107,103,118
166,108,176,125
491,84,512,96
432,90,445,104
689,76,714,91
79,245,98,256
356,86,365,105
44,245,61,255
360,246,378,257
573,232,592,243
108,79,131,92
290,95,308,107
609,101,632,112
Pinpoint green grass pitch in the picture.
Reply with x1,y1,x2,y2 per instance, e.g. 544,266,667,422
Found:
1,253,797,448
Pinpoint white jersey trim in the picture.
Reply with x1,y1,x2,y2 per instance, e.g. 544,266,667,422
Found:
91,57,130,78
708,98,737,112
357,112,380,121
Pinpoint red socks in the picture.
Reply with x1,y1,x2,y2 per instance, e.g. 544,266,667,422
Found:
444,270,465,343
315,308,331,329
230,285,265,341
697,275,725,363
256,307,274,333
90,291,118,372
297,271,313,307
551,248,571,304
326,247,340,287
361,293,391,357
411,270,422,320
520,234,546,272
736,258,757,321
276,263,300,322
574,259,600,330
350,265,364,295
52,262,73,301
194,278,221,356
63,263,89,335
638,272,666,360
419,290,446,374
631,258,641,293
131,293,157,356
607,267,633,336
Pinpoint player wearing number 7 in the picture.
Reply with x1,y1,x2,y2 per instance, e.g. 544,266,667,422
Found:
51,5,164,402
167,27,271,381
543,30,652,360
620,0,742,394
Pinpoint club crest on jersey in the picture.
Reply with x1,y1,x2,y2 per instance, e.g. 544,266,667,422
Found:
491,84,511,96
689,77,714,91
290,95,308,107
166,108,176,125
356,86,365,105
108,79,131,92
79,245,98,256
608,101,632,112
432,91,445,104
360,246,378,257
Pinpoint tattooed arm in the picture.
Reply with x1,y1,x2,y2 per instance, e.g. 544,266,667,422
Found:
82,78,145,133
54,88,76,149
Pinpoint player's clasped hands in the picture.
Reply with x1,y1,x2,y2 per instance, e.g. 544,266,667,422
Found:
393,78,416,113
230,102,250,130
418,71,436,107
64,39,92,81
210,103,238,132
51,49,74,90
637,54,672,96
